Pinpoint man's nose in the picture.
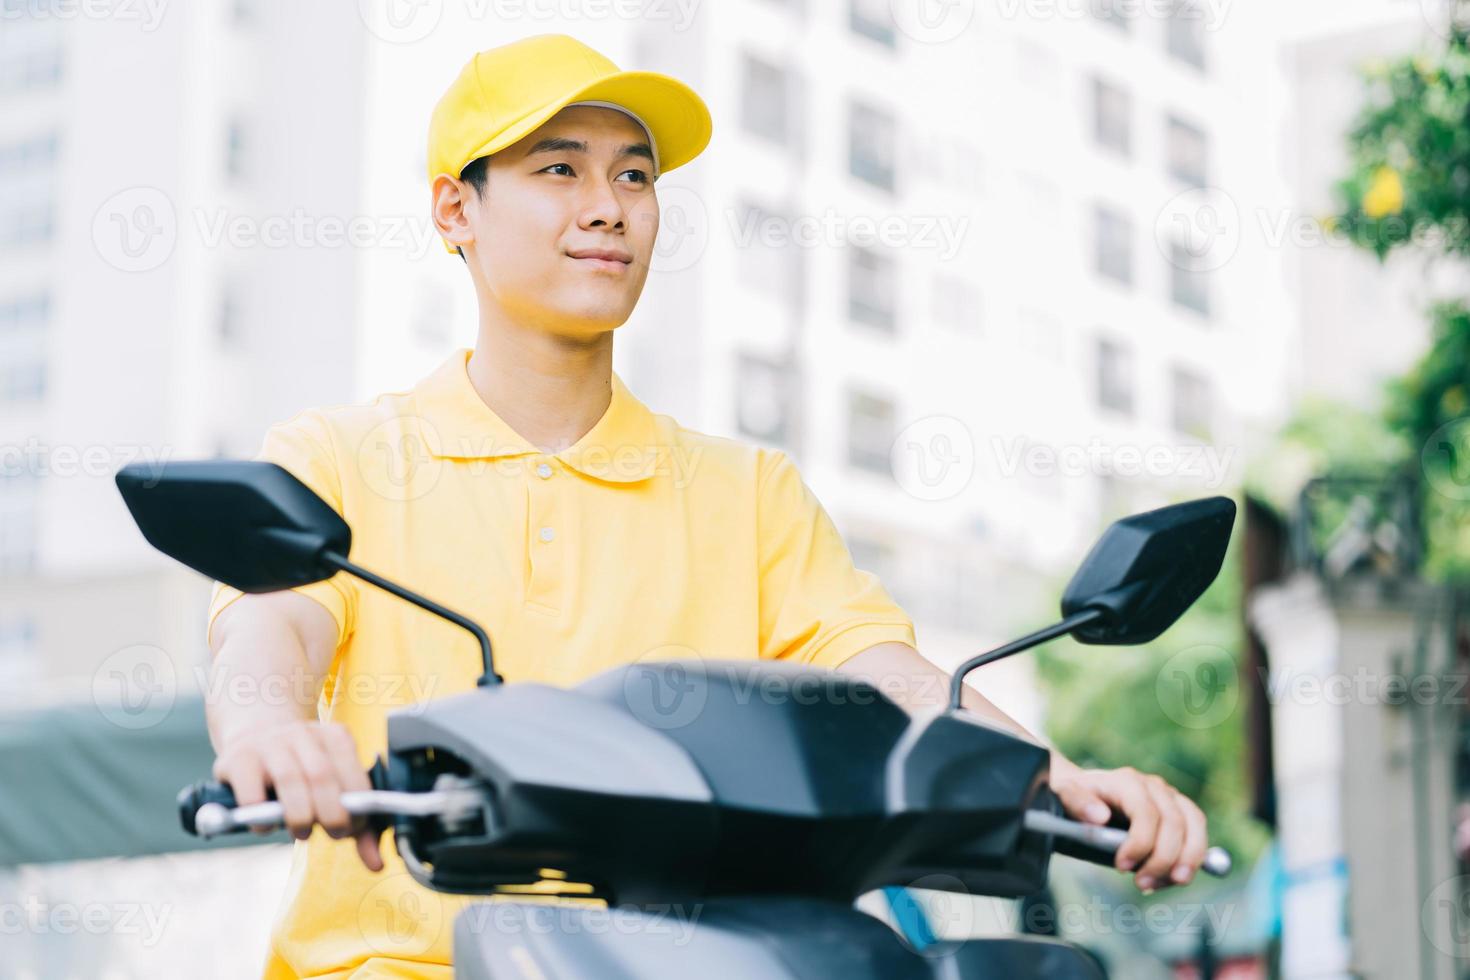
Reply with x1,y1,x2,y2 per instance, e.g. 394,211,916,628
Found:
576,176,626,230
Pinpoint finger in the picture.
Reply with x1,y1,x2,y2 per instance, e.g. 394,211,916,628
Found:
356,828,385,872
259,743,314,840
1095,769,1158,874
1136,778,1186,889
317,724,382,870
1170,795,1209,886
313,724,369,843
214,748,279,835
317,723,370,793
288,734,351,839
214,747,265,806
1052,779,1113,826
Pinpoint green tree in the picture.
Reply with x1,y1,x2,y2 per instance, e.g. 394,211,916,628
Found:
1332,16,1470,582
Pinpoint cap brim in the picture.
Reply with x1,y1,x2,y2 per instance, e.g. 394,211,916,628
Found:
441,70,712,254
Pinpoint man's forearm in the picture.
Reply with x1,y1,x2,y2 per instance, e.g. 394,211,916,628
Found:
205,610,323,753
836,641,1081,782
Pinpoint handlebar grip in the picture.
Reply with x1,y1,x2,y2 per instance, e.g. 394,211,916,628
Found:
1027,808,1234,879
178,758,390,837
177,781,271,836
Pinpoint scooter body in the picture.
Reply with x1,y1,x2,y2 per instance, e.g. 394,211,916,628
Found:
116,460,1237,980
382,660,1087,977
451,897,1107,980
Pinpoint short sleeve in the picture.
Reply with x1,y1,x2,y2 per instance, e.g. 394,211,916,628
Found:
205,410,359,652
755,450,916,669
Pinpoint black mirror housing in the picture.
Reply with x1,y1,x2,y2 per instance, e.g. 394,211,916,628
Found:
1060,496,1235,646
115,460,350,593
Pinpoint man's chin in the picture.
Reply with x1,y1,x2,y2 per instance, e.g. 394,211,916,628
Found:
539,304,635,338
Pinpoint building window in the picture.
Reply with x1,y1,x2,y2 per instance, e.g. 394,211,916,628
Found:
0,27,64,95
225,115,247,183
0,615,38,682
1096,338,1134,415
932,272,980,332
1092,76,1132,157
1171,367,1212,440
1094,206,1133,286
849,0,896,47
847,245,897,332
847,389,896,475
1166,115,1208,188
0,292,49,403
1169,240,1210,315
735,199,806,311
736,353,793,447
740,53,801,152
1167,1,1207,70
0,130,57,250
849,99,897,193
0,132,59,175
0,470,39,576
1091,0,1132,30
217,280,241,346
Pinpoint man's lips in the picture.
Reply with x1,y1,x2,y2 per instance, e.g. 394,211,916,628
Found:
566,247,632,266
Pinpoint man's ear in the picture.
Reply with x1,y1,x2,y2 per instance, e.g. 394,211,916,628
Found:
431,173,475,255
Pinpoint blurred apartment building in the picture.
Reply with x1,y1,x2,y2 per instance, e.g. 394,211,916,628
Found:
0,0,1377,726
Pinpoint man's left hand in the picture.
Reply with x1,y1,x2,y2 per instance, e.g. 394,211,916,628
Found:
1048,758,1208,893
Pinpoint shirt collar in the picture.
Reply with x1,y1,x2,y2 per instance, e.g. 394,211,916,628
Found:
411,348,664,483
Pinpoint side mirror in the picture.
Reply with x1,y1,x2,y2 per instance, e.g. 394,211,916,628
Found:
116,459,503,686
1061,496,1236,645
115,460,349,593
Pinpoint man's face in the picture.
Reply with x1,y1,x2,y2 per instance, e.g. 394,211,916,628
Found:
448,105,660,339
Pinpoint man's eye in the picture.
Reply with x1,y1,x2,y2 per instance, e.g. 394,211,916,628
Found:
618,169,650,185
541,163,574,176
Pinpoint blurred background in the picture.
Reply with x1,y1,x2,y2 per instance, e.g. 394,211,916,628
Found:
2,0,1469,976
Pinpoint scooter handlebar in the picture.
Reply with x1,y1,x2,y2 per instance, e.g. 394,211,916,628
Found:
178,758,390,838
1025,809,1232,878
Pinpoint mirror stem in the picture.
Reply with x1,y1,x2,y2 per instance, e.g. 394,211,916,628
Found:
321,550,502,687
948,608,1106,711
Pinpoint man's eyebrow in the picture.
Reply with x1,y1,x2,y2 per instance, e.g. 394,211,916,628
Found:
524,137,654,163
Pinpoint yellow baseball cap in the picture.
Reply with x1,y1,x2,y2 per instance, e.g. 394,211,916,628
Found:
428,34,713,254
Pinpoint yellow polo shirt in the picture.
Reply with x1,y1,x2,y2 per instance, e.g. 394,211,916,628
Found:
205,347,916,979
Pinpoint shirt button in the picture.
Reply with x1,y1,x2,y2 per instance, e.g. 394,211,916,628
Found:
539,526,555,543
536,462,553,479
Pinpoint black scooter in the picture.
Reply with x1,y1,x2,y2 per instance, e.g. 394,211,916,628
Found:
116,460,1236,979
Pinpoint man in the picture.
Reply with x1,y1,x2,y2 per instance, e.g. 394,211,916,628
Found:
206,33,1209,979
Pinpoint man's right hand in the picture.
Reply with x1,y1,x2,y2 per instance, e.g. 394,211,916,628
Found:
212,719,384,871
